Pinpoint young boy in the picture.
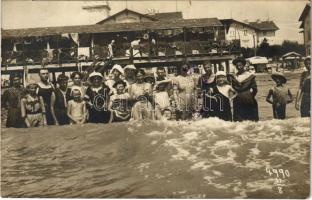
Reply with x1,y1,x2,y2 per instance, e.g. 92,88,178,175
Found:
21,80,47,127
266,72,293,119
67,88,87,124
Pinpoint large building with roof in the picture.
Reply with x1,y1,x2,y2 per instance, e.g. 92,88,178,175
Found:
299,3,311,56
248,20,279,46
221,19,279,49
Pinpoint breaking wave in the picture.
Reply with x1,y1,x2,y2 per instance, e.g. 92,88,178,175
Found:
1,117,310,198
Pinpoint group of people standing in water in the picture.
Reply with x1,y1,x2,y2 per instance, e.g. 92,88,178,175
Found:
2,57,311,128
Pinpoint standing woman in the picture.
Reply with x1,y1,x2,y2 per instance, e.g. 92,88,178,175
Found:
51,74,70,125
295,57,311,117
128,69,154,120
37,68,55,125
197,61,216,118
2,74,26,128
228,57,259,121
109,80,131,122
173,63,196,120
85,72,111,123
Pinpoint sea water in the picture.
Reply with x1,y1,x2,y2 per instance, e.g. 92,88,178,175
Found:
1,117,310,198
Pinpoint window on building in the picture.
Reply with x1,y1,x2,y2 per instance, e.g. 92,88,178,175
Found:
263,31,267,36
244,30,247,36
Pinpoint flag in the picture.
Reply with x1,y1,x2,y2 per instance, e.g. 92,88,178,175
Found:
70,33,79,46
13,43,17,52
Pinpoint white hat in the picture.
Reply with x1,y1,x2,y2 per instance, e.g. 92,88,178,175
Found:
124,64,136,70
110,64,124,75
89,71,103,79
215,71,226,77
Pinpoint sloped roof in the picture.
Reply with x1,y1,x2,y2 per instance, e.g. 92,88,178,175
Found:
299,3,310,21
150,12,183,20
220,19,257,32
282,51,302,59
2,18,223,39
248,21,279,31
96,8,158,24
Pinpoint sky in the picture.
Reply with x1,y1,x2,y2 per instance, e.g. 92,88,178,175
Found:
1,0,308,44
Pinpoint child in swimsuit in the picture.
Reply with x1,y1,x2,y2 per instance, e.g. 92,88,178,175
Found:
21,81,47,127
67,89,87,124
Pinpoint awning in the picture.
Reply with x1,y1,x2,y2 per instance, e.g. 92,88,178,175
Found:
246,56,268,64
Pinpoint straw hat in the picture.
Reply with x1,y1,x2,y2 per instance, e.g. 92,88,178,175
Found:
271,72,287,84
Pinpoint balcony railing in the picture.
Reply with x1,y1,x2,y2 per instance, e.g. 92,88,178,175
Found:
1,40,241,67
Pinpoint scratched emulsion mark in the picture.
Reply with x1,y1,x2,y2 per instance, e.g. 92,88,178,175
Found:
1,117,310,198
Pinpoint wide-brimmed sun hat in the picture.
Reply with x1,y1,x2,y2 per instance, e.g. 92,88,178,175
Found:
110,64,124,75
271,71,287,84
88,71,103,81
215,70,227,77
232,57,246,66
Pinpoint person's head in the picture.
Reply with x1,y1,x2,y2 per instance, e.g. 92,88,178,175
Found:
57,74,69,90
11,74,21,87
144,74,155,85
72,89,82,101
181,63,189,76
156,67,166,79
193,66,200,74
136,69,146,83
172,83,178,90
111,64,124,79
203,61,213,76
233,57,246,73
71,72,82,86
27,80,38,95
124,65,137,79
39,68,49,82
215,71,227,86
304,57,311,72
89,72,103,88
163,108,172,120
113,80,127,94
271,72,286,86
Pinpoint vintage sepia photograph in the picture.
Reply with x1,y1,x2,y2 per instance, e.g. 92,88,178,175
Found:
1,0,311,198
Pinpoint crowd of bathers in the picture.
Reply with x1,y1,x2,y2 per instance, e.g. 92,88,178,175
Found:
2,57,311,128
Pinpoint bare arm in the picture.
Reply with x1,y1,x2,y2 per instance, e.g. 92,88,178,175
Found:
295,89,302,110
39,96,47,125
287,89,293,104
80,101,87,124
20,98,31,127
50,92,59,125
266,89,274,104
